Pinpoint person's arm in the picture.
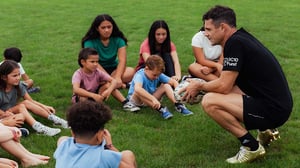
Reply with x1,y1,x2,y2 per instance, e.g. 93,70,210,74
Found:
192,46,220,71
141,53,150,63
182,71,238,101
0,114,24,127
170,51,181,81
0,109,7,118
103,129,119,152
134,83,161,109
21,73,30,81
100,77,117,100
167,78,179,88
114,46,127,85
201,71,237,93
57,136,69,146
119,150,137,168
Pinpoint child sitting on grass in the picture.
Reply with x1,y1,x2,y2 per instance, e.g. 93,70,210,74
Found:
54,101,137,168
127,55,193,119
0,60,68,136
2,47,41,93
71,48,139,112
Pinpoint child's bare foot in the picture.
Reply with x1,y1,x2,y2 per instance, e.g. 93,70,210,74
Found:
21,157,48,168
31,154,50,161
0,158,18,168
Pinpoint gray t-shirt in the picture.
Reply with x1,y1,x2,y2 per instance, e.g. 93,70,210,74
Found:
0,83,27,111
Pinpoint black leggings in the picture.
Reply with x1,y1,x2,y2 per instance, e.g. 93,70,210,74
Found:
160,53,175,77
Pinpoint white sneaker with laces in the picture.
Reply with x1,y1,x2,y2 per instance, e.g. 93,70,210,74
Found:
33,122,61,136
123,101,140,112
49,114,69,129
226,144,266,163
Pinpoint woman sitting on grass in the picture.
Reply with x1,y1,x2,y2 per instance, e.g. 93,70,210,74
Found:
135,20,181,81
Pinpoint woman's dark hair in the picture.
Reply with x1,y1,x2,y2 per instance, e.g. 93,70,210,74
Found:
148,20,171,56
81,14,128,48
67,101,112,138
0,60,21,99
3,47,23,63
78,48,98,67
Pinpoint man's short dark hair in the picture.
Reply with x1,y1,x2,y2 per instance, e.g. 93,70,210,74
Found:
202,5,236,28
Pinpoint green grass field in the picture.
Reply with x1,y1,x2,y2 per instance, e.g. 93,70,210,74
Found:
0,0,299,167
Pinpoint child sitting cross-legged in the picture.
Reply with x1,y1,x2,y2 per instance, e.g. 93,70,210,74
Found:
71,48,139,112
127,55,193,119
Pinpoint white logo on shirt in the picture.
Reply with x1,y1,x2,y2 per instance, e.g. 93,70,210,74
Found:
224,57,239,67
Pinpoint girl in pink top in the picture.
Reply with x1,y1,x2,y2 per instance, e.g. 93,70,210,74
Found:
135,20,181,81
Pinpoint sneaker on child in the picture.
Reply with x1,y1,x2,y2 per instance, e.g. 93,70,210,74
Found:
48,114,69,129
123,101,140,112
226,143,266,163
19,128,30,137
159,107,173,119
27,86,41,94
32,122,61,136
175,103,193,116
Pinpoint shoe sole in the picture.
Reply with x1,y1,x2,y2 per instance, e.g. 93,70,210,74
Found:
124,107,140,112
53,123,69,129
163,115,173,120
37,129,61,136
175,108,194,116
182,112,194,116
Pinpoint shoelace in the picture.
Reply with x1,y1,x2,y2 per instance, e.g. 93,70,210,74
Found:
236,147,250,162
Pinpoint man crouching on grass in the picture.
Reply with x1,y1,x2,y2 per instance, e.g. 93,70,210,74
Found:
182,5,293,163
54,101,137,168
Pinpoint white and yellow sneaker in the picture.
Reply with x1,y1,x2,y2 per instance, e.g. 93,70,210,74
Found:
257,128,280,146
226,144,266,163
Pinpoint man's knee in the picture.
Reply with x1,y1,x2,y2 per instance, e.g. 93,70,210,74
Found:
201,92,217,112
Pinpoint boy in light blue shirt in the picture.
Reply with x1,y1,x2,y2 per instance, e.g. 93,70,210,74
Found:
54,101,137,168
127,55,193,119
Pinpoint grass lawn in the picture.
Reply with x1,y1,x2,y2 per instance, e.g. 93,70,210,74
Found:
0,0,299,167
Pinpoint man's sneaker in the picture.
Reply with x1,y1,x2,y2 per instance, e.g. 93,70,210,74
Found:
123,101,140,112
159,107,173,119
19,128,29,137
27,86,41,94
175,103,194,116
226,144,266,163
257,128,280,146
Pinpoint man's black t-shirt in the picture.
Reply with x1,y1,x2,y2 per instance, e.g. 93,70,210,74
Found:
223,28,293,115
